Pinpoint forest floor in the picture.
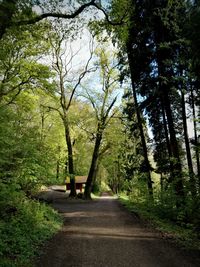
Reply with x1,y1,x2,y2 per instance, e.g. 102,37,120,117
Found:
34,189,200,267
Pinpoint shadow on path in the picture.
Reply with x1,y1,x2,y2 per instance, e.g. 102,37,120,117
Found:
35,191,200,267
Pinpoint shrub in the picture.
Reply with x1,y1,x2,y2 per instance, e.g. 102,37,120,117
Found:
0,182,62,267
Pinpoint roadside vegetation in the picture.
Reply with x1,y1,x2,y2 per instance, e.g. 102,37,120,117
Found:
120,194,200,250
0,183,62,267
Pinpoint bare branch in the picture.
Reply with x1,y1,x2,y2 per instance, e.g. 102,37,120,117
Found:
15,1,126,27
16,1,97,26
65,37,95,111
63,44,82,79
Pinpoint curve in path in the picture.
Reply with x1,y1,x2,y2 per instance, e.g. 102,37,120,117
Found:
35,192,200,267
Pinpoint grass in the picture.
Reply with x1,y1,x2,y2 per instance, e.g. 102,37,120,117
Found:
119,194,200,250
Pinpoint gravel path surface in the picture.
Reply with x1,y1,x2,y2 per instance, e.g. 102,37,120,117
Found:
35,191,200,267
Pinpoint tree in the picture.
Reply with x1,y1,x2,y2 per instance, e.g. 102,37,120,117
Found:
45,25,95,197
190,83,200,187
104,0,154,197
186,0,200,75
186,1,200,186
0,14,60,192
95,0,198,207
0,21,52,106
83,46,119,199
0,89,64,192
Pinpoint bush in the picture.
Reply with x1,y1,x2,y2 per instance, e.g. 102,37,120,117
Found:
0,182,62,267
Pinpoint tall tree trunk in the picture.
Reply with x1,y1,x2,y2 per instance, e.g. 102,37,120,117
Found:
191,89,200,186
126,41,153,197
64,118,76,197
84,127,102,199
162,87,184,201
152,5,185,203
161,100,174,182
181,90,196,196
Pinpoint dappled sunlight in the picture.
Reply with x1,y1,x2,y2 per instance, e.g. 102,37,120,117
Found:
99,195,118,200
62,211,120,218
35,189,200,267
61,225,160,241
57,195,162,243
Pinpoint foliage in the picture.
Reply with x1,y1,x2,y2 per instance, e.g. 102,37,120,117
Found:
67,100,94,175
0,91,64,266
0,90,65,191
0,21,53,106
0,182,62,267
0,22,65,263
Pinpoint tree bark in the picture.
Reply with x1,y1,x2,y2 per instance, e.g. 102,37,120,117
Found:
181,90,196,196
126,41,153,198
64,118,76,197
191,89,200,186
56,160,60,179
162,87,184,200
84,125,102,199
154,13,185,202
161,100,174,182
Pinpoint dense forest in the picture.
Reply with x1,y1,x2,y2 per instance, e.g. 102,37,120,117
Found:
0,0,200,266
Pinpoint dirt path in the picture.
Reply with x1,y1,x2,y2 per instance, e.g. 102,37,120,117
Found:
35,191,200,267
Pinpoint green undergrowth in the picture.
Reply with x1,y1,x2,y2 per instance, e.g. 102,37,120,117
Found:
119,194,200,250
0,182,63,267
